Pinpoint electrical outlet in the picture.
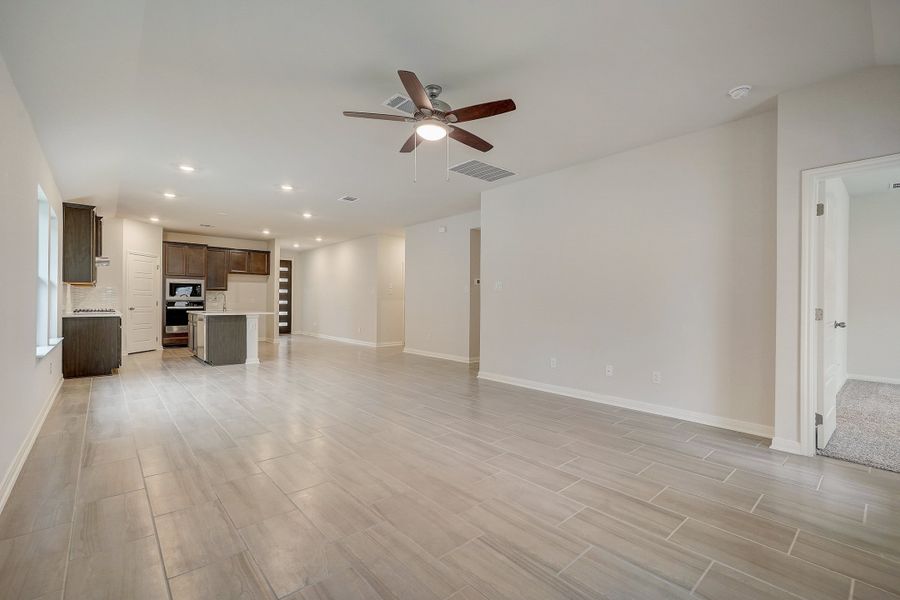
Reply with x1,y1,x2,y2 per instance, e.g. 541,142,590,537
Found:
652,371,662,384
550,357,558,369
494,280,503,291
605,365,614,377
357,327,362,333
49,360,53,374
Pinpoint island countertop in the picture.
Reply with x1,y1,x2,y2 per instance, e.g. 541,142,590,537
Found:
192,310,274,316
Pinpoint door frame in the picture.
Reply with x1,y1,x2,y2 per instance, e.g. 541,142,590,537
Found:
126,250,161,354
799,152,900,456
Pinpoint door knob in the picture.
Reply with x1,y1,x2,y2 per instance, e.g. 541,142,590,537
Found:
834,321,847,328
129,307,135,310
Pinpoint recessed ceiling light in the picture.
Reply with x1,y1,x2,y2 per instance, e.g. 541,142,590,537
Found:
302,212,312,219
178,164,196,172
262,229,270,235
315,236,323,242
163,192,176,199
292,243,300,248
727,85,752,100
280,184,294,192
150,216,160,222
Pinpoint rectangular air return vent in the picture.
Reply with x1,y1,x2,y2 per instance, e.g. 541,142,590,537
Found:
450,159,515,182
892,182,900,189
382,94,416,114
337,195,358,202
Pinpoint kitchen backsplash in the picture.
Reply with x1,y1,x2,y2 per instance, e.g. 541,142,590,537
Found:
66,284,120,312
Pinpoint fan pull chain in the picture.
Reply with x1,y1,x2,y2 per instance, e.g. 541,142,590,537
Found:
446,132,450,181
413,129,417,184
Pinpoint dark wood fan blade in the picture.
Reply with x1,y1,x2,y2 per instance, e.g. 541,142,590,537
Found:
343,111,413,122
398,70,433,111
449,126,493,152
399,133,423,153
447,99,516,123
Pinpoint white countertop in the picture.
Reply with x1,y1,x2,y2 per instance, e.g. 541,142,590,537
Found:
63,311,122,318
191,310,274,316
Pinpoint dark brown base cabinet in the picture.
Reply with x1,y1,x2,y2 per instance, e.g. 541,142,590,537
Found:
62,316,122,378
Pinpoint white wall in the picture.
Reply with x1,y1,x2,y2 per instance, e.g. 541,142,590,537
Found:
773,66,900,451
404,211,481,362
0,53,64,508
847,190,900,382
295,235,404,347
296,236,380,345
480,111,777,435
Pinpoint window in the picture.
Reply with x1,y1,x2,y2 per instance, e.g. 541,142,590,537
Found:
36,186,59,357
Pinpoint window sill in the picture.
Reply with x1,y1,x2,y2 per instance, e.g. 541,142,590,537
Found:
36,337,63,359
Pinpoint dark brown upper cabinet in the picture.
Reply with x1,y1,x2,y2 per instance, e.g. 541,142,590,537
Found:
206,247,228,290
228,249,249,273
164,242,207,278
248,250,269,275
63,202,98,284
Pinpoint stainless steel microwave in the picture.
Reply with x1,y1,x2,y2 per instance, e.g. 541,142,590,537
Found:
166,279,205,300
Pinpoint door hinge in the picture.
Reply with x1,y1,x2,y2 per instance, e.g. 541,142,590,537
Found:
815,308,824,321
816,203,825,216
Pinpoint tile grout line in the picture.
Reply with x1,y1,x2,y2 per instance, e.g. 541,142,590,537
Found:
555,543,593,576
665,517,688,541
690,559,715,594
749,492,764,513
647,485,669,504
59,376,94,600
786,528,800,555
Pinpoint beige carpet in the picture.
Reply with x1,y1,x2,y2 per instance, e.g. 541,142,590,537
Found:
818,379,900,473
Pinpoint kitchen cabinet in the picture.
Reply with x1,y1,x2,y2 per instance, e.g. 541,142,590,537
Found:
62,316,121,377
63,202,99,284
228,249,249,273
164,242,207,277
248,250,269,275
207,247,228,290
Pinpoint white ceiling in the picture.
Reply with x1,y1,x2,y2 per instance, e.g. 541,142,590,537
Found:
0,0,886,249
843,165,900,197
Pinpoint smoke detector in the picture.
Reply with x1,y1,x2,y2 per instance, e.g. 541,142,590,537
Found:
727,85,752,100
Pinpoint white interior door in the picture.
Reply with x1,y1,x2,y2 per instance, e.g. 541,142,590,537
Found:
127,251,159,354
817,179,849,449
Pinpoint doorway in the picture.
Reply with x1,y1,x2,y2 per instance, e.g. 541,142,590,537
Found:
126,251,160,354
469,228,481,364
279,259,292,334
801,153,900,471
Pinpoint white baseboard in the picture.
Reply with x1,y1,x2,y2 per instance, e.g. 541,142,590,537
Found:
403,347,479,364
476,371,774,439
376,341,404,348
0,375,63,514
846,373,900,385
299,332,378,348
769,437,809,455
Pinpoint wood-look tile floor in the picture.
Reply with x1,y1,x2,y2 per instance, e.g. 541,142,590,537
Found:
2,336,899,599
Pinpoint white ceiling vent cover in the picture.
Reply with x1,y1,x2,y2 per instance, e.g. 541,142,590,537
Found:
337,195,359,202
382,94,416,114
450,159,515,182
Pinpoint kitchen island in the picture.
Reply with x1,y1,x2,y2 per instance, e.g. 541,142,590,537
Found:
188,310,272,365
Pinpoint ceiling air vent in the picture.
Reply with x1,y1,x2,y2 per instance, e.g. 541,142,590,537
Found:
337,195,359,202
892,182,900,190
382,94,416,114
450,159,516,182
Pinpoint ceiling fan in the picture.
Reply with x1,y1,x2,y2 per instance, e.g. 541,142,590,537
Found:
343,70,516,153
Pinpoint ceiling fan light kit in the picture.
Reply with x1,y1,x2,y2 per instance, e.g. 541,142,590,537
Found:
344,69,516,180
